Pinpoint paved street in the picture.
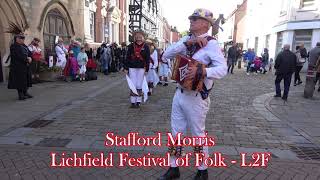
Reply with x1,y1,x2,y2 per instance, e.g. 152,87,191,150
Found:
0,69,320,180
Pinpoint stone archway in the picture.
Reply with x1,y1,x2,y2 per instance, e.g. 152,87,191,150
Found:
0,0,28,82
38,1,75,60
38,1,75,36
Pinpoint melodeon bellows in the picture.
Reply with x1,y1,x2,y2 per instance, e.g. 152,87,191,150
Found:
172,54,207,91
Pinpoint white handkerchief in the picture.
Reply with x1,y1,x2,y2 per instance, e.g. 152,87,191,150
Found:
126,74,138,95
142,76,149,102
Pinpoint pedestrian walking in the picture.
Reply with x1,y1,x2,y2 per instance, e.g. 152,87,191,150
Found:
300,43,308,61
146,39,159,96
158,49,171,86
309,42,320,92
227,42,237,74
123,29,150,108
269,58,274,72
274,44,297,101
303,43,320,98
308,42,320,68
261,48,269,74
294,45,306,86
159,8,227,180
236,47,243,69
244,48,255,75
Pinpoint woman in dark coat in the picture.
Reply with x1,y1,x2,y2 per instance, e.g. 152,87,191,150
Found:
7,34,33,100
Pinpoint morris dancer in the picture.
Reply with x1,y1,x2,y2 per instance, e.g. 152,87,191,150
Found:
124,29,150,108
158,8,227,180
146,39,159,96
159,49,171,86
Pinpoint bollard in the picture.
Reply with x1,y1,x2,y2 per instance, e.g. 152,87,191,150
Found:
304,66,316,98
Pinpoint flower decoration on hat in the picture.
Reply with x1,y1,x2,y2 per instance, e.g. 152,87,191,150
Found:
188,8,214,25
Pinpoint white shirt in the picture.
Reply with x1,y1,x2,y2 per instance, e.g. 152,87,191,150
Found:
150,50,158,69
28,44,41,53
163,33,227,89
55,44,68,62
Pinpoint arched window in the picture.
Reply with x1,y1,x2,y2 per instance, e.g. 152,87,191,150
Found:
43,9,70,58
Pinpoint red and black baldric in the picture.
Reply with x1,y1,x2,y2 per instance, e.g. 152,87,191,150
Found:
185,36,216,57
132,43,145,61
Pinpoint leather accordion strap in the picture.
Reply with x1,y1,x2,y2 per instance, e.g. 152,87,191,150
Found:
187,36,215,57
192,63,204,91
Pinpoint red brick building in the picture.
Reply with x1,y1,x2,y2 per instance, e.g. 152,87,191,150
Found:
170,26,180,43
163,18,171,49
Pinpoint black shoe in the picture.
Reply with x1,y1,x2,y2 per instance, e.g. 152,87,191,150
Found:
158,167,180,180
294,83,297,86
36,77,41,83
32,79,38,84
136,102,141,108
163,83,168,86
18,92,26,100
318,87,320,92
194,170,208,180
18,95,26,101
298,81,303,85
130,103,136,108
158,82,163,85
148,92,152,96
274,94,281,98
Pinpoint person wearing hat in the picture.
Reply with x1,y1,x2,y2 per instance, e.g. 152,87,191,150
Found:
124,29,150,108
55,38,68,69
6,23,33,100
28,37,42,83
158,48,171,86
145,39,159,96
158,8,227,180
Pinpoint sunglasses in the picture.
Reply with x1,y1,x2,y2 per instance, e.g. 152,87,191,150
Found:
189,17,200,22
18,36,25,40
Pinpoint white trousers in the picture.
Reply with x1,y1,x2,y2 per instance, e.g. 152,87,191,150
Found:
129,68,145,103
146,69,157,83
159,63,170,77
170,89,210,170
79,65,86,74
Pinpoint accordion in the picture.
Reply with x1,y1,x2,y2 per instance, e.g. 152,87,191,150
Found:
172,54,207,91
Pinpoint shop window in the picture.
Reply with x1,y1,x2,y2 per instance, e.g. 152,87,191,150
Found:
276,32,283,55
294,30,313,51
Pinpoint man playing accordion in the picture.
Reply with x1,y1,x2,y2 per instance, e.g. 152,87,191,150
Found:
158,8,227,180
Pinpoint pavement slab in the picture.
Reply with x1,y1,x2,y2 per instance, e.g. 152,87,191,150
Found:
0,70,319,179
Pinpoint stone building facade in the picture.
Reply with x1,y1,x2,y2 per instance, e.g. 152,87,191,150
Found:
0,0,84,82
220,0,320,62
0,0,130,83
